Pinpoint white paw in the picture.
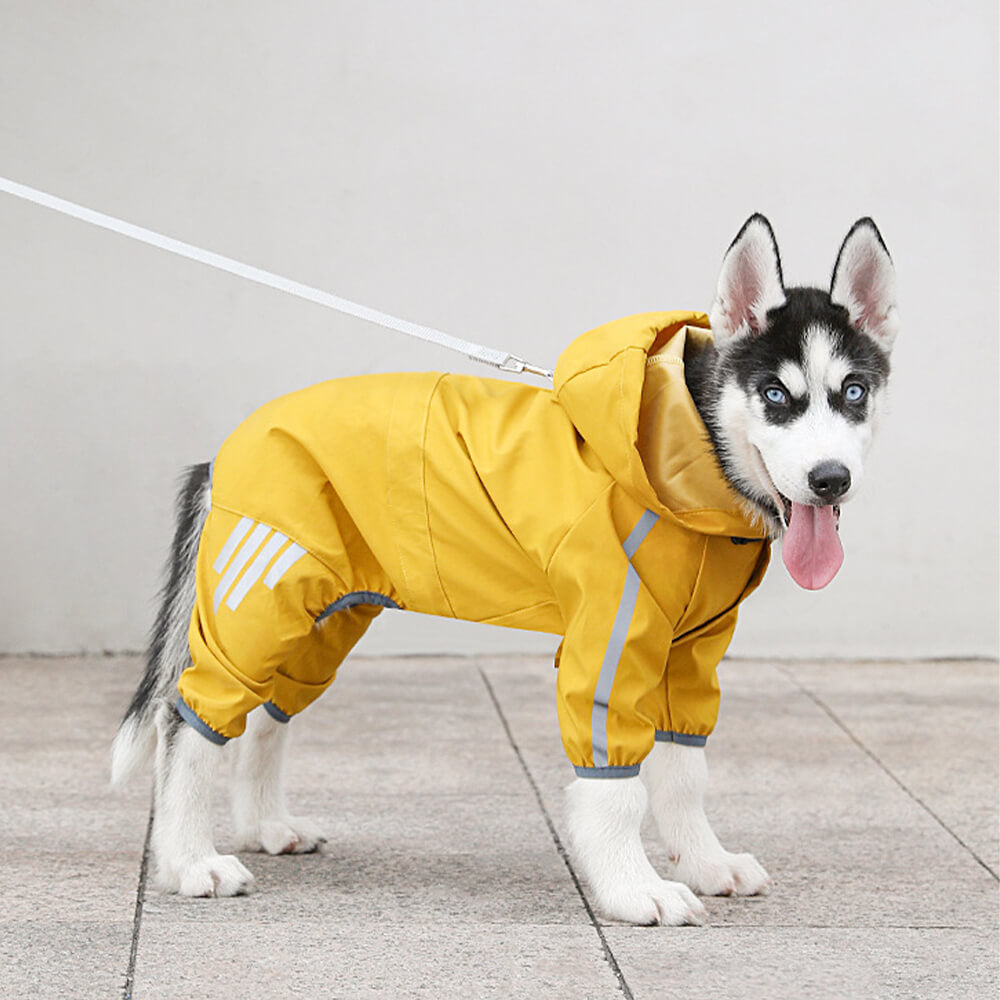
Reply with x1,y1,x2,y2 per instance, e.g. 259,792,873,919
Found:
598,877,707,926
162,855,255,897
235,816,327,855
669,849,770,897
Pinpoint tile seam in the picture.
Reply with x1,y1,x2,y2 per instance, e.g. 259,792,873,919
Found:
477,665,636,1000
121,801,154,999
777,664,999,882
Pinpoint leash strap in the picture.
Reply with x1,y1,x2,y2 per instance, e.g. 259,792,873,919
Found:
0,175,554,380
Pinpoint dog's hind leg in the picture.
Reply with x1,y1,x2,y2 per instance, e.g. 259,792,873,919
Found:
565,776,707,925
152,703,254,897
231,707,327,855
642,741,770,896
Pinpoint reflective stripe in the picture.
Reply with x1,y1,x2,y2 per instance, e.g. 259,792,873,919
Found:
590,562,641,767
213,516,255,573
589,510,660,768
213,522,271,613
263,542,306,589
623,509,659,559
225,531,288,611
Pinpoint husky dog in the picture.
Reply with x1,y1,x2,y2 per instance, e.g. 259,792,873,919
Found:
112,215,897,925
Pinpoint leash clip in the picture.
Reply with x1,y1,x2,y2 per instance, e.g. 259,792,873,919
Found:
492,354,555,380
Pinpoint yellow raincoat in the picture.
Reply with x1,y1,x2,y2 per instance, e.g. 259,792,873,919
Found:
177,311,770,777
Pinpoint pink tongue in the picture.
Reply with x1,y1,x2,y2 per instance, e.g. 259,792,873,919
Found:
781,503,844,590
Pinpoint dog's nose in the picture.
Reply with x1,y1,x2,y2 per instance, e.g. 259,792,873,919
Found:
808,462,851,501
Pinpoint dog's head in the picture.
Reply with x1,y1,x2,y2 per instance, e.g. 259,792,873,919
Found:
706,214,898,589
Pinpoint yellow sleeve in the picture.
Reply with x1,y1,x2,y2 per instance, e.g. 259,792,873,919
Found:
655,606,741,744
547,500,675,777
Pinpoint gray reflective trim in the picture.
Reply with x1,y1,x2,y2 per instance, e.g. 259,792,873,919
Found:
176,698,229,745
654,729,708,747
623,508,659,559
590,563,641,767
573,764,641,779
263,701,291,724
589,510,660,768
316,591,400,622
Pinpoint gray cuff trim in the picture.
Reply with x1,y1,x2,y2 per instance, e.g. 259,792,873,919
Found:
263,701,291,724
654,729,708,747
573,764,641,779
176,698,229,745
316,591,400,622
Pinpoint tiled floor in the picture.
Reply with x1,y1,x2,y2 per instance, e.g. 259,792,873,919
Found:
1,655,996,999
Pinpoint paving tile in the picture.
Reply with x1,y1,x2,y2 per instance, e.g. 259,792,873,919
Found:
605,926,999,1000
782,659,999,873
0,920,137,1000
0,657,151,997
2,654,996,1000
133,923,622,1000
142,792,585,927
281,655,543,797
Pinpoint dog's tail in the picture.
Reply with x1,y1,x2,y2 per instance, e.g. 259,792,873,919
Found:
111,463,212,787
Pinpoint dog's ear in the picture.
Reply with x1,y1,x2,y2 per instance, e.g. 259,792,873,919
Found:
709,214,787,344
830,218,899,350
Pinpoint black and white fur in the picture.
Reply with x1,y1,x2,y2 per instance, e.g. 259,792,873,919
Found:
693,214,897,531
112,215,897,922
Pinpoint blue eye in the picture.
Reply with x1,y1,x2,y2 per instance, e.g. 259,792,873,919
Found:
844,383,866,403
764,386,787,405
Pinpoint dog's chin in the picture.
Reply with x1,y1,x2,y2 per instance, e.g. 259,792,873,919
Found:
734,490,783,539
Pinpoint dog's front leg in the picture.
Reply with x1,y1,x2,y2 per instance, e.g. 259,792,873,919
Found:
565,776,706,925
151,705,254,897
231,707,327,855
642,741,769,896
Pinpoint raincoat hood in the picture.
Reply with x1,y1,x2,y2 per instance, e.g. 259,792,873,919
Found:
553,311,766,539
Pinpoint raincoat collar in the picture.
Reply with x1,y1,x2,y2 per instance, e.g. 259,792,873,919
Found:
553,311,767,539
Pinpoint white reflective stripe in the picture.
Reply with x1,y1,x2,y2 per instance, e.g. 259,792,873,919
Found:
213,523,271,613
225,531,288,611
263,542,306,589
213,516,255,574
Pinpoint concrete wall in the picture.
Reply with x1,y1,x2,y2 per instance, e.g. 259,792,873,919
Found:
1,1,996,658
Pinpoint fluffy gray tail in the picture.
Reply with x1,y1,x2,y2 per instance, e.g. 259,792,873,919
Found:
111,463,212,786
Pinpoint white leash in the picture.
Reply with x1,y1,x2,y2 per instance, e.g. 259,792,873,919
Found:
0,175,554,380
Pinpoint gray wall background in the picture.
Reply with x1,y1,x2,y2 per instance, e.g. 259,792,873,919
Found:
1,1,997,659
